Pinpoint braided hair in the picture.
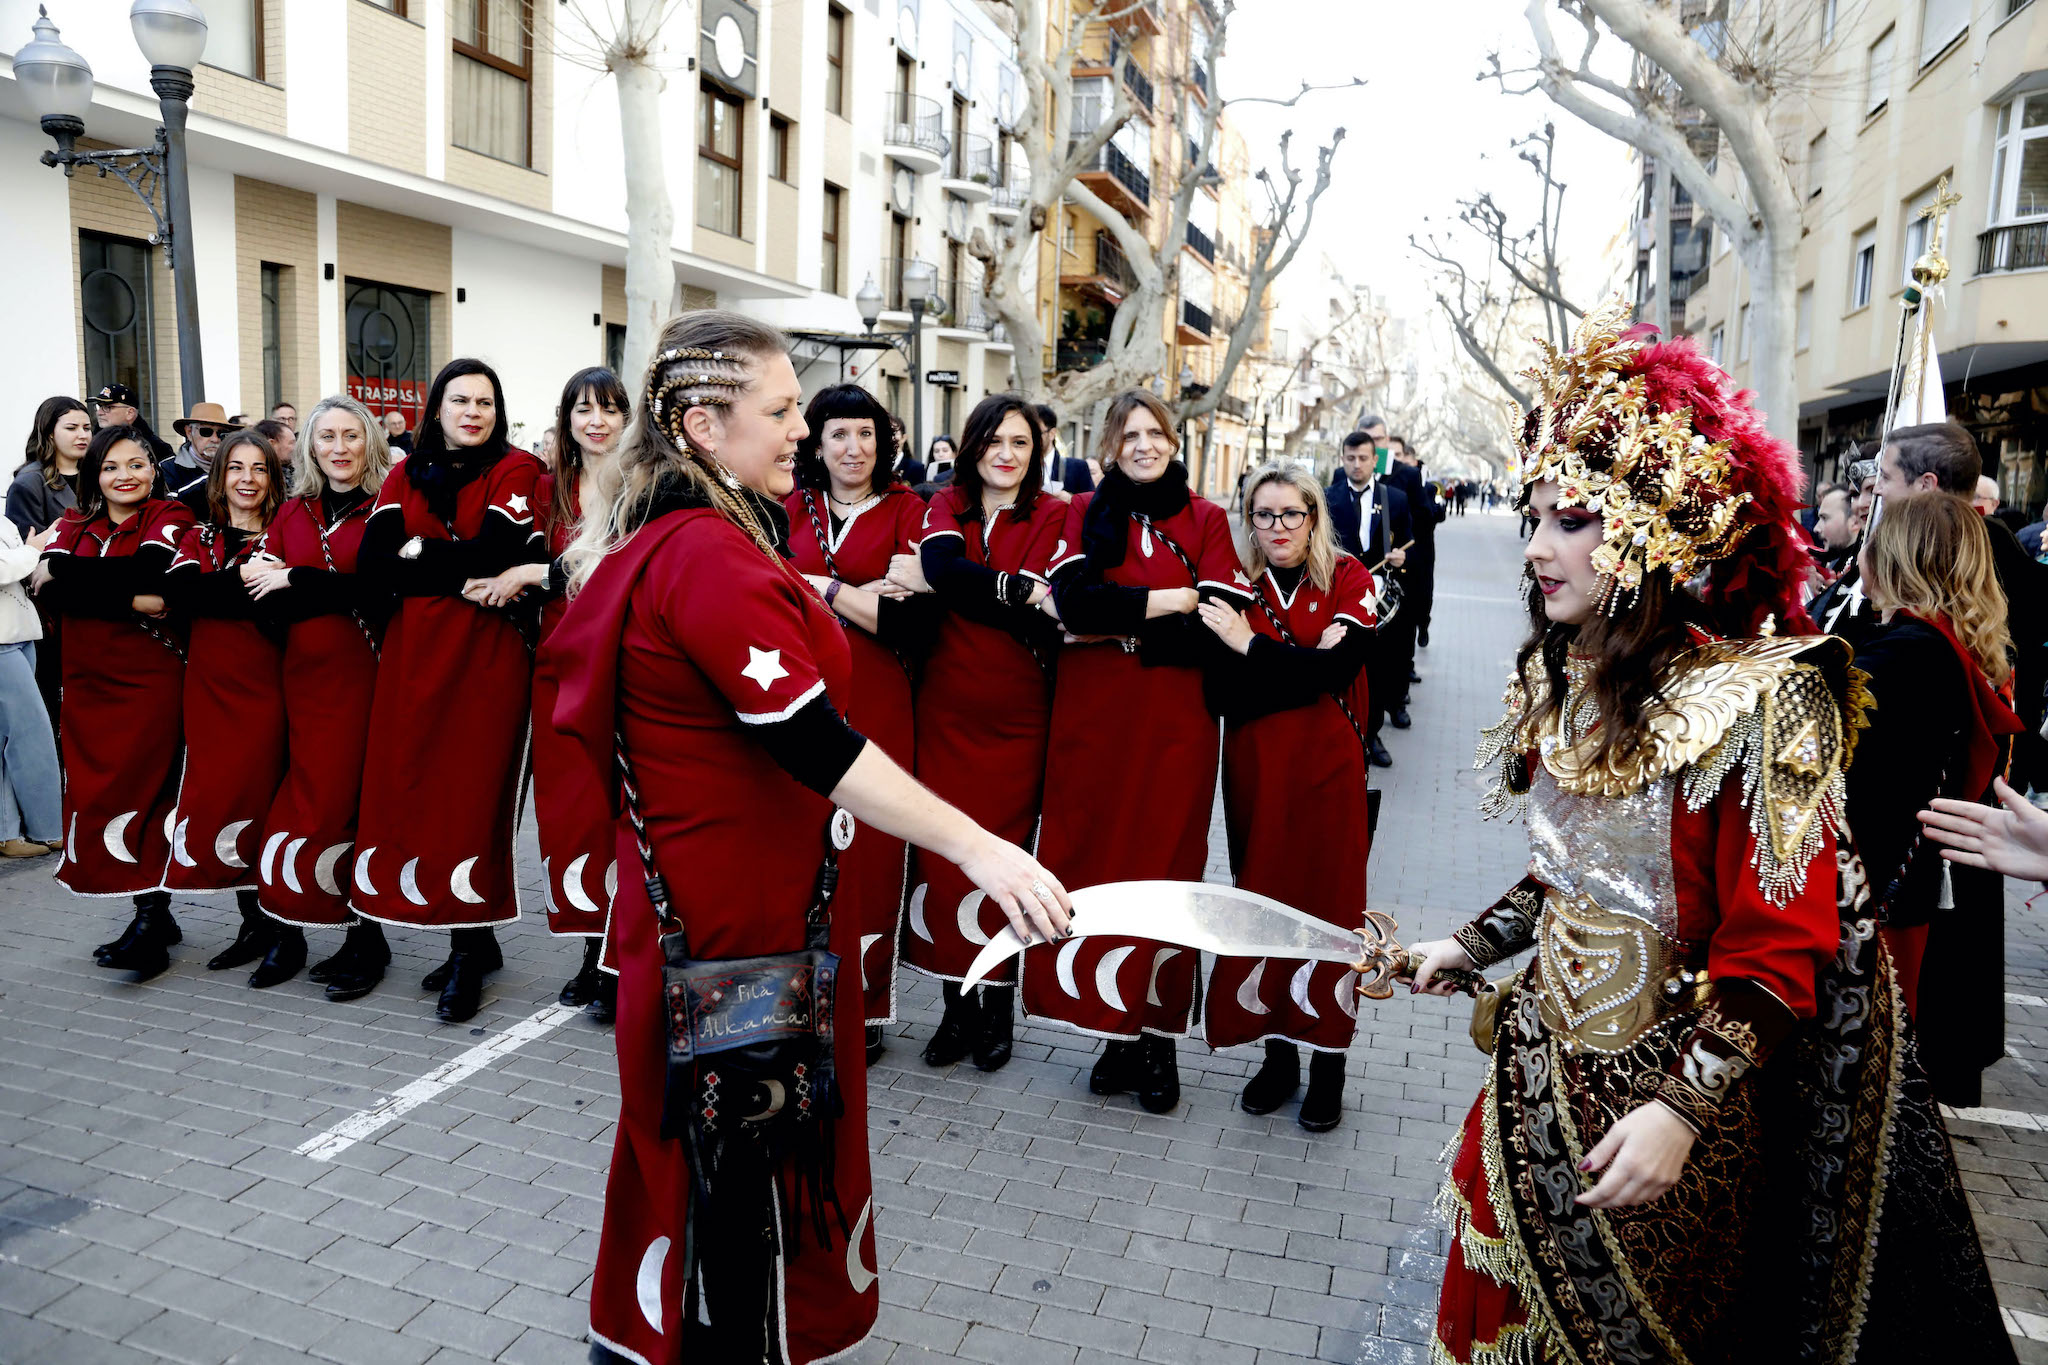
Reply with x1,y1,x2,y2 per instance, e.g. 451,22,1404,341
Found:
564,311,791,591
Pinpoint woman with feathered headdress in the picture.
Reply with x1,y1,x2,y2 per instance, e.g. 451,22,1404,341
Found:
1403,302,2012,1362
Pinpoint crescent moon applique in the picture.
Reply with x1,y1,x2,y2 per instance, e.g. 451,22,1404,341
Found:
907,884,933,944
280,838,308,894
1290,961,1320,1019
171,818,196,868
859,933,883,990
561,854,601,916
214,819,252,870
65,812,77,863
353,846,378,897
1237,959,1273,1016
636,1235,670,1334
1055,937,1084,999
103,811,139,864
313,843,351,898
451,857,487,906
1334,972,1360,1020
399,858,429,907
1145,948,1180,1008
604,860,618,901
1094,944,1136,1014
846,1199,878,1294
260,830,289,885
956,890,991,947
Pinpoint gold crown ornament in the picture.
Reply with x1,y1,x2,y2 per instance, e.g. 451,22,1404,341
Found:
1517,299,1751,614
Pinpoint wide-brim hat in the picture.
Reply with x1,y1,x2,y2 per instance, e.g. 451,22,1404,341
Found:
172,401,243,437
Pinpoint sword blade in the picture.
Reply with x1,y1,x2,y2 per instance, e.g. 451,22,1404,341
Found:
959,880,1365,991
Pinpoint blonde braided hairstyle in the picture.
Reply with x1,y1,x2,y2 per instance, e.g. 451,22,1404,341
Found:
564,310,792,591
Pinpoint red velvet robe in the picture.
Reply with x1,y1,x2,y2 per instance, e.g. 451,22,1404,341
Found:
353,452,542,928
162,525,286,893
254,493,380,926
783,485,926,1023
531,475,612,939
1206,558,1377,1052
902,487,1066,983
543,508,877,1365
43,499,195,896
1023,492,1249,1038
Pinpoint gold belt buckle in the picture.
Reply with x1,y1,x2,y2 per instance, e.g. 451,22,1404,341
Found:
1536,892,1704,1052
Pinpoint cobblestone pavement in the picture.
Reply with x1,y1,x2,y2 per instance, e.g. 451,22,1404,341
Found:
3,512,2047,1364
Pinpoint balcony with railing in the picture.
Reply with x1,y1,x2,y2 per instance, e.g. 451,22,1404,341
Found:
878,257,943,315
1185,221,1215,263
1122,56,1155,114
943,132,995,202
935,276,992,333
1062,228,1139,303
1979,222,2048,275
883,92,949,174
1107,0,1164,37
1057,337,1109,371
1191,60,1210,101
1177,298,1213,344
1069,136,1151,219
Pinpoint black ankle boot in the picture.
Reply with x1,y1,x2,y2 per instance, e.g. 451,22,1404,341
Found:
249,924,307,989
865,1024,886,1065
437,928,501,1023
323,919,390,1003
208,892,275,971
423,925,502,994
1241,1039,1302,1116
97,891,180,964
1298,1049,1346,1133
1136,1033,1181,1114
1089,1037,1140,1096
559,938,604,1006
973,986,1015,1072
585,969,617,1025
102,895,179,980
923,982,980,1067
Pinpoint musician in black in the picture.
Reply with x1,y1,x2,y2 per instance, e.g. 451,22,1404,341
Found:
1325,429,1409,767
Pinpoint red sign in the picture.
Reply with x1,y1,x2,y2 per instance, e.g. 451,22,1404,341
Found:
347,377,426,429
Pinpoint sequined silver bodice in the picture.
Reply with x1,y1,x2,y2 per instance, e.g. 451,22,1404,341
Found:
1525,751,1681,941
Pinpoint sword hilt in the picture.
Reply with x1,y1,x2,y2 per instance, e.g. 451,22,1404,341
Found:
1387,948,1493,999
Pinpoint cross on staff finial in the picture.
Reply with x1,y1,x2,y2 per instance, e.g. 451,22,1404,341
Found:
1921,174,1963,247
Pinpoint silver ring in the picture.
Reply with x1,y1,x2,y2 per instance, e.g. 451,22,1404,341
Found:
1030,881,1054,903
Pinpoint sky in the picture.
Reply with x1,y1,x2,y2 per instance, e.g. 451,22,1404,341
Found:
1215,0,1639,354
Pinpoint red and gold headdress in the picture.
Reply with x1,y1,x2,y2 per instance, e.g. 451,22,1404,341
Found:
1516,298,1813,633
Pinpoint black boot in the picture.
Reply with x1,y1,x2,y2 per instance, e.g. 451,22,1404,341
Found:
436,927,501,1023
101,894,178,980
923,982,980,1067
424,926,502,995
1368,735,1393,768
323,919,390,1003
973,986,1014,1072
1298,1049,1345,1133
559,938,603,1006
96,892,181,963
249,924,307,989
865,1024,886,1065
1089,1037,1140,1096
1136,1033,1181,1114
208,892,275,971
1240,1039,1302,1116
585,969,617,1025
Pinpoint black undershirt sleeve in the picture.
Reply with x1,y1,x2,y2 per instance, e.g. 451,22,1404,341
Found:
257,566,365,623
871,590,943,653
1049,556,1151,636
921,536,1059,648
1205,625,1373,722
162,564,264,620
357,507,545,598
750,692,870,797
44,543,176,619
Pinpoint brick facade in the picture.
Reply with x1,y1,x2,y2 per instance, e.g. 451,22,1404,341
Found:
232,179,319,418
336,200,453,385
348,3,429,175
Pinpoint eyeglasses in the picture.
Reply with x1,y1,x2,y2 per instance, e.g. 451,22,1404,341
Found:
1250,508,1309,530
189,426,218,438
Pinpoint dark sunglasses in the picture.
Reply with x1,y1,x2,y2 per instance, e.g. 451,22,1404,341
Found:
188,425,219,438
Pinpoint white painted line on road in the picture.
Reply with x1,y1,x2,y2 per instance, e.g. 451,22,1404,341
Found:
1942,1103,2048,1131
295,1003,582,1162
2006,1307,2048,1343
2007,1044,2038,1075
2007,991,2048,1009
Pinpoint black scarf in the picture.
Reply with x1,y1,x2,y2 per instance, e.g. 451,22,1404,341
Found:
410,450,501,525
638,471,794,557
1081,461,1191,571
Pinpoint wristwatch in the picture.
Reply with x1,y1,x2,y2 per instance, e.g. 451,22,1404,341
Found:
398,535,425,560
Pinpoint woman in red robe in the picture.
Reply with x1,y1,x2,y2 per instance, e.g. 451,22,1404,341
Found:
544,313,1070,1365
243,395,393,1002
467,366,631,1023
784,383,932,1058
354,358,546,1023
1027,388,1251,1113
161,430,291,984
897,394,1065,1072
30,425,195,978
1198,463,1376,1131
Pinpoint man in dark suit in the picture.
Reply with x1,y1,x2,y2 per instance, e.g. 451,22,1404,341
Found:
1327,429,1410,766
1034,404,1095,494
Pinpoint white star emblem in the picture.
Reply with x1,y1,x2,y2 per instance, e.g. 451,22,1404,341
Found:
1361,594,1375,611
505,493,529,515
1232,570,1250,586
741,647,788,691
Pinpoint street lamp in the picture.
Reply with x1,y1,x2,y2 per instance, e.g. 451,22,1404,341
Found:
854,263,936,467
15,2,209,415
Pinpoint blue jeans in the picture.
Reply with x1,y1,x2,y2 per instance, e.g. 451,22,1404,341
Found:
0,642,62,842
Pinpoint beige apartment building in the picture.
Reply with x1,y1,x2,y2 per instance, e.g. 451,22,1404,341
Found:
1681,0,2048,509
